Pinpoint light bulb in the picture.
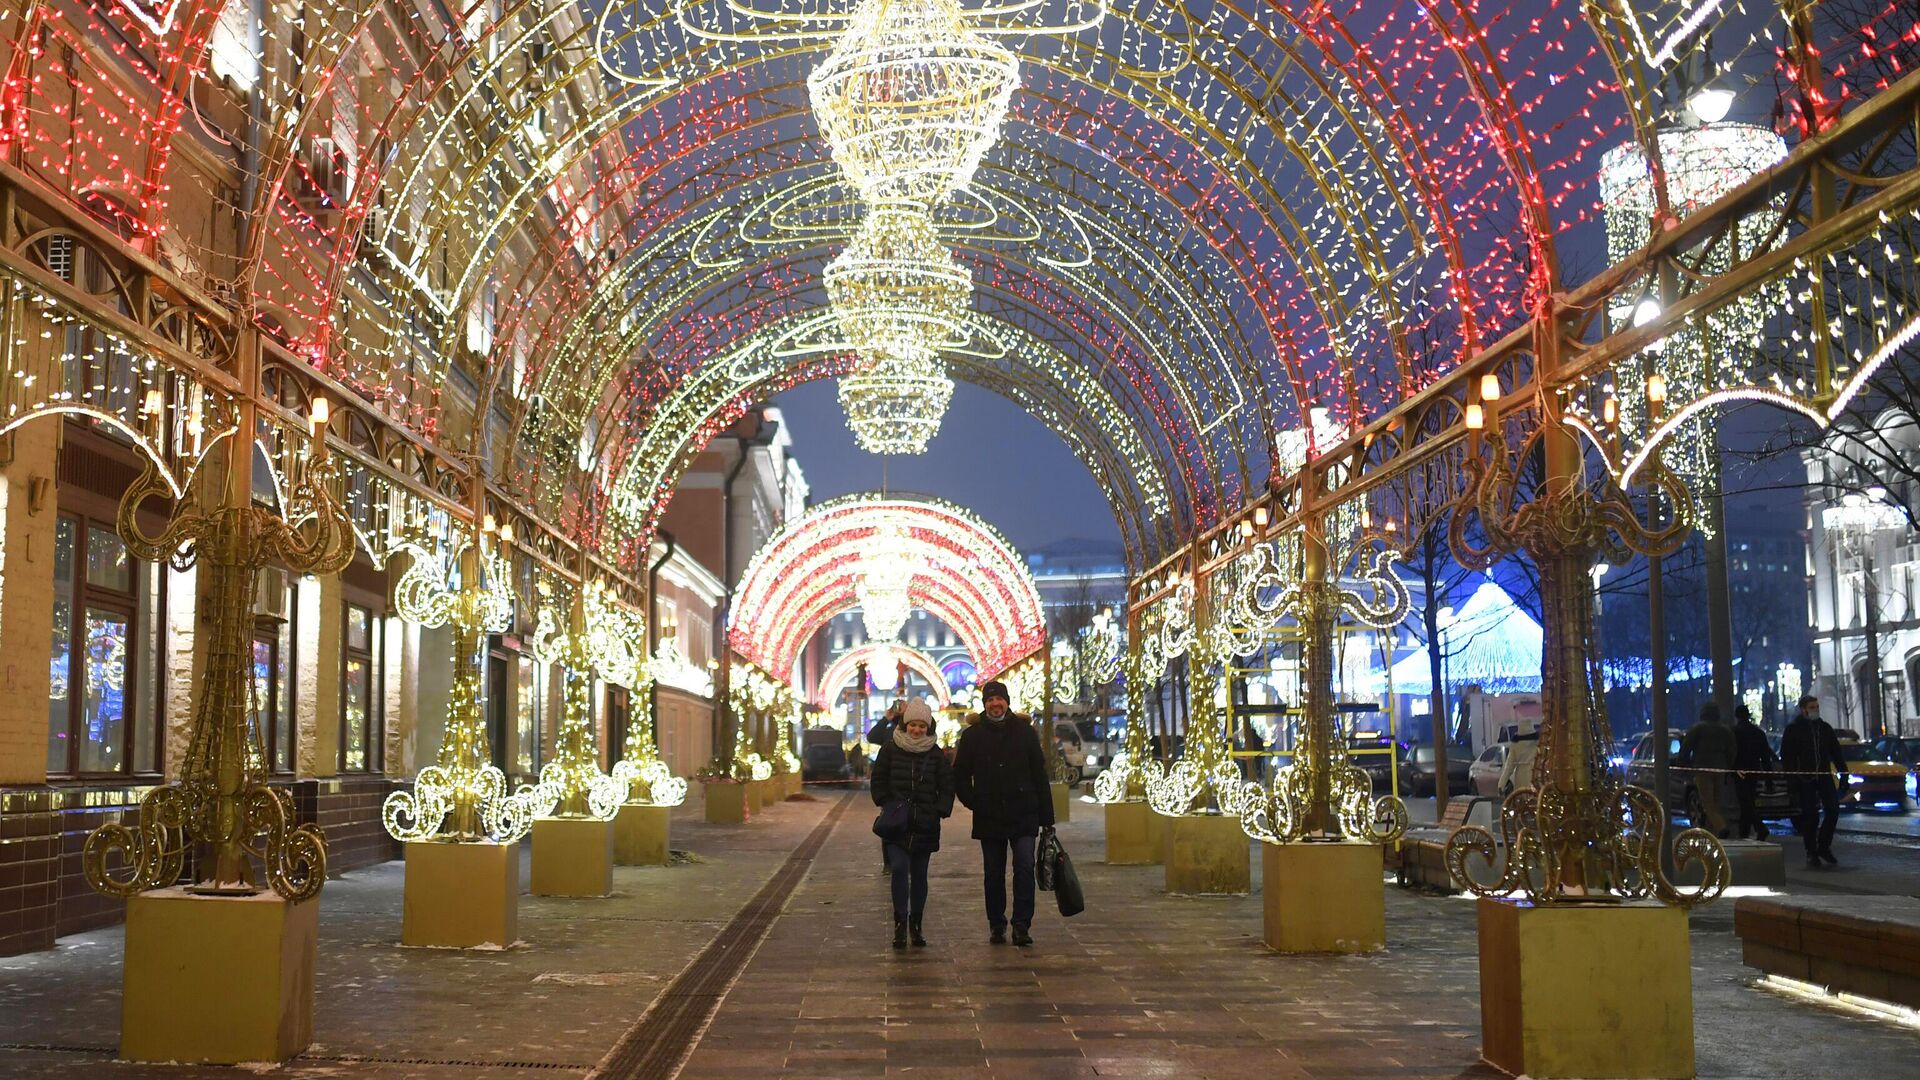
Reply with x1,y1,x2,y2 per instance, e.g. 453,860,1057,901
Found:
1465,403,1485,431
1689,80,1735,125
1479,373,1501,403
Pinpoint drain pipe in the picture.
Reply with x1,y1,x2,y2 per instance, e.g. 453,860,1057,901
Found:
718,418,778,759
649,528,677,755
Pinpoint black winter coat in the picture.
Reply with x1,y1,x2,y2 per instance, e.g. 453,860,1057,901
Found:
1734,719,1778,773
871,740,955,852
1780,714,1845,779
952,714,1055,840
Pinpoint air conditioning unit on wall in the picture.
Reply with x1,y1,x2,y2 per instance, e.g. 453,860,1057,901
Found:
254,566,291,622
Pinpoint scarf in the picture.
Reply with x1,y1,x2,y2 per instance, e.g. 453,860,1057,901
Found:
893,727,938,754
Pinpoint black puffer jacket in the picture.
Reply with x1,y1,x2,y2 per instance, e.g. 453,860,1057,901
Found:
953,714,1055,840
871,740,955,851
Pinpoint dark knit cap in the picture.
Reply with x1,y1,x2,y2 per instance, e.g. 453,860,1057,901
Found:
981,680,1010,702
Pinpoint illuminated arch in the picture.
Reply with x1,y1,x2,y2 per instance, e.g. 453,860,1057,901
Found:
730,494,1044,677
816,644,953,711
7,0,1916,576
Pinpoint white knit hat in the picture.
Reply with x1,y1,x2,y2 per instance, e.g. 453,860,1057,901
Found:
902,699,934,725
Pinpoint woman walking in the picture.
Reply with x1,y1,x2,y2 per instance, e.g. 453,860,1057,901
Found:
872,699,954,948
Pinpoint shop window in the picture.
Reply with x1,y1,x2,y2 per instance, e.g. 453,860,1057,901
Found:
341,601,382,772
46,514,162,777
516,655,543,776
252,601,296,775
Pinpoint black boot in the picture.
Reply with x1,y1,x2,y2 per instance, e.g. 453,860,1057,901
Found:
1011,925,1033,947
893,918,908,949
909,918,927,947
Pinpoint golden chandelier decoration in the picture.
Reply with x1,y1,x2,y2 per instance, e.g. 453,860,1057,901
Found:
85,405,352,902
806,0,1020,209
838,350,956,454
825,206,971,357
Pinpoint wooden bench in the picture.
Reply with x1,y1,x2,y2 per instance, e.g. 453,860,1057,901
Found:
1389,796,1493,892
1735,894,1920,1009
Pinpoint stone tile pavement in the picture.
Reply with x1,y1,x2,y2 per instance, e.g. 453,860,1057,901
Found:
0,786,1915,1078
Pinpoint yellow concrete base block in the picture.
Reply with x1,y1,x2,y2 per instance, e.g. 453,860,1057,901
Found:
402,840,518,948
1104,801,1164,865
121,887,317,1064
613,802,671,866
703,781,751,824
1477,897,1694,1079
1262,842,1384,953
1051,782,1072,823
530,816,614,897
1164,813,1251,895
756,778,776,809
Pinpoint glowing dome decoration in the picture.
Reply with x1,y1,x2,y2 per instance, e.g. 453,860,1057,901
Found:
806,0,1019,209
839,350,956,454
730,495,1044,678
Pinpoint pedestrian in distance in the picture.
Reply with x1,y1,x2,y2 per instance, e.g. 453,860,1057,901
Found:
1780,695,1846,869
1731,703,1779,841
952,679,1054,947
1677,702,1736,838
871,699,954,949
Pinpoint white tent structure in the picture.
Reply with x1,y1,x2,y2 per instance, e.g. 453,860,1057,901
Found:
1371,578,1718,697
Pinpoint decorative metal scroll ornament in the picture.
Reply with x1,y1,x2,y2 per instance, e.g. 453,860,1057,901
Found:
383,541,547,842
1441,422,1729,906
85,415,352,901
1146,637,1244,817
523,601,626,820
1093,648,1165,803
1236,524,1411,846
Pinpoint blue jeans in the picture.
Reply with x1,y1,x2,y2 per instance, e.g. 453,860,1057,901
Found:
979,835,1037,930
885,842,931,920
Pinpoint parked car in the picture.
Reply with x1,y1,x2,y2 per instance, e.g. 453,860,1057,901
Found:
1867,735,1920,802
1397,743,1473,797
1348,733,1399,793
1836,739,1910,811
1624,731,1797,827
1467,742,1508,797
1074,718,1116,780
1053,721,1090,784
800,727,851,782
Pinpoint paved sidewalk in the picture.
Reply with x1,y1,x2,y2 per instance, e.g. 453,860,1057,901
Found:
683,791,1919,1079
1,787,1915,1078
0,791,839,1078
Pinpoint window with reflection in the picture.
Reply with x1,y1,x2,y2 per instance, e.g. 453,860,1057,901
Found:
252,598,296,775
516,655,543,777
340,601,381,772
46,513,161,777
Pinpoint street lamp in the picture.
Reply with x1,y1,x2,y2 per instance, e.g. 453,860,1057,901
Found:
1821,488,1907,739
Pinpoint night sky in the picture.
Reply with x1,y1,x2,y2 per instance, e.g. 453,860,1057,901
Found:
770,378,1120,556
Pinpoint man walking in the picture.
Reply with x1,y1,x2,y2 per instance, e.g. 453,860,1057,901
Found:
1731,703,1778,840
1780,695,1845,868
952,680,1054,946
1677,702,1736,837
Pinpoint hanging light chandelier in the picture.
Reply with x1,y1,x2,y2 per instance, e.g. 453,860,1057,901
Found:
856,527,917,642
824,205,971,359
838,347,956,454
807,0,1019,209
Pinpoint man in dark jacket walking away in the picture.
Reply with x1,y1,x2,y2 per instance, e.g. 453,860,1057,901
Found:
952,680,1054,946
1677,702,1737,837
1780,695,1845,868
871,699,955,949
1732,703,1778,840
